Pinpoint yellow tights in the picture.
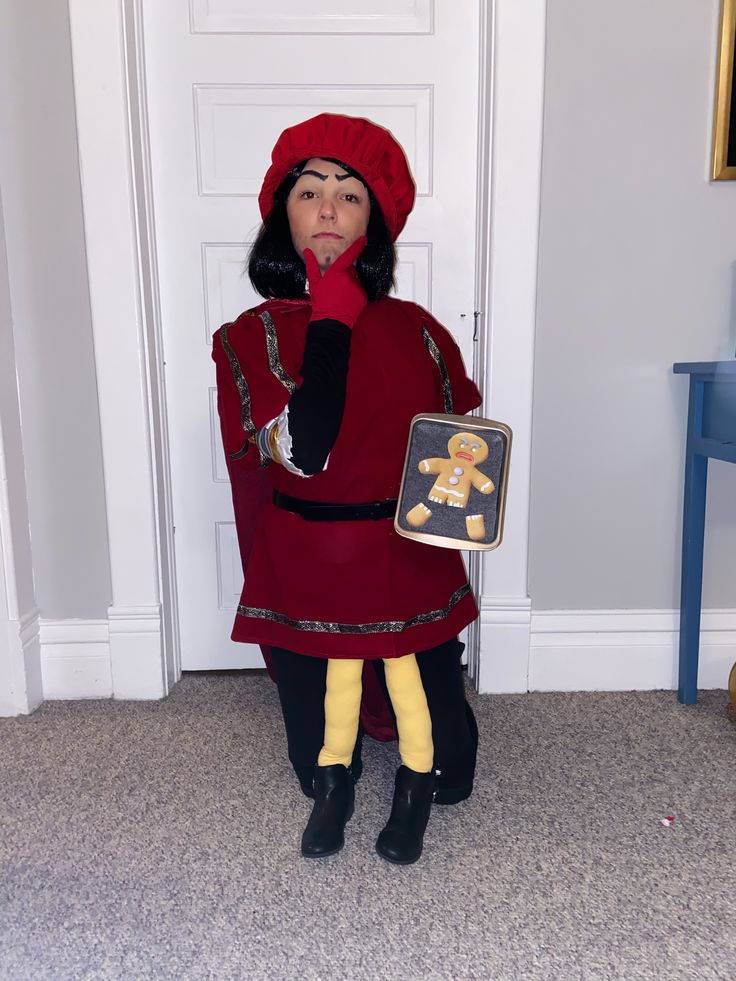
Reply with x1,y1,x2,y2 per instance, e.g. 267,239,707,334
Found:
317,653,434,773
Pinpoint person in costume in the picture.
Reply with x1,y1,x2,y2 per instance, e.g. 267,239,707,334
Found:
212,113,482,864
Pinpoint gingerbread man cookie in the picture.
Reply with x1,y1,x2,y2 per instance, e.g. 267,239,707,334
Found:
406,432,495,541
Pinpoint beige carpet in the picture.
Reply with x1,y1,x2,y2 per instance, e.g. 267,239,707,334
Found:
1,672,734,980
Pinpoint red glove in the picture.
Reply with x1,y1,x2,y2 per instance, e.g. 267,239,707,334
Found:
303,235,368,328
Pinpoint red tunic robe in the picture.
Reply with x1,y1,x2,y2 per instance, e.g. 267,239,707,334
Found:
212,295,482,660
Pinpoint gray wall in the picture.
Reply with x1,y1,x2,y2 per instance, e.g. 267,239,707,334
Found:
530,0,736,610
0,0,110,619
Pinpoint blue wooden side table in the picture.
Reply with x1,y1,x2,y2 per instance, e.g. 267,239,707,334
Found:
673,361,736,704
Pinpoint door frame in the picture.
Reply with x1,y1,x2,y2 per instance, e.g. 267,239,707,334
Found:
65,0,546,697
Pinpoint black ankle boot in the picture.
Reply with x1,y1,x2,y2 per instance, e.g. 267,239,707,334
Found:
301,764,354,858
375,765,435,865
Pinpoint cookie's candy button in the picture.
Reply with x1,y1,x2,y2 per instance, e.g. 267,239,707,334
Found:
454,467,464,475
449,476,459,485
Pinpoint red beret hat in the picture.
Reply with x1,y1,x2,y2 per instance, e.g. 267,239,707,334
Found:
258,113,416,241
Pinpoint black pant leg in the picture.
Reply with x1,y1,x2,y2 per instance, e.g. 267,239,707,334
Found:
269,646,364,798
415,638,478,804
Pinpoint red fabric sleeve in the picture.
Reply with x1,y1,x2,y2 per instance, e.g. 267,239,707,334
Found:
212,328,258,471
211,309,300,472
410,304,482,415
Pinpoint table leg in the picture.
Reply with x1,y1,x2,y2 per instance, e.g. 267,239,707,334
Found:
678,379,707,705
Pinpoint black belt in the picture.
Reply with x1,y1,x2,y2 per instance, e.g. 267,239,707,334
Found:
273,490,398,522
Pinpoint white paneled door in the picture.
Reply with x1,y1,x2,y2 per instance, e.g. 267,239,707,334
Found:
142,1,481,669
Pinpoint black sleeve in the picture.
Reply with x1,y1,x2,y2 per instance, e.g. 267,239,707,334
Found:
287,318,351,476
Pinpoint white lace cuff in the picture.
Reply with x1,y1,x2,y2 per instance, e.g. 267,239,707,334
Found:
263,407,329,478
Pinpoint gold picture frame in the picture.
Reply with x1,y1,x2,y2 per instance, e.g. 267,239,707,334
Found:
712,0,736,180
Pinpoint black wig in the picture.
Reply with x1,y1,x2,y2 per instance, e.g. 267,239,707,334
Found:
248,159,396,302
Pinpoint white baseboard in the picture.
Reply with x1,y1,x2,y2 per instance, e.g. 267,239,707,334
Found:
40,619,112,699
108,604,166,699
19,607,43,709
37,608,736,703
478,597,532,693
40,606,167,701
528,609,736,693
0,608,43,716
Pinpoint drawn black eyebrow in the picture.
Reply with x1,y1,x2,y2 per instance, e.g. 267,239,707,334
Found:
299,169,356,183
